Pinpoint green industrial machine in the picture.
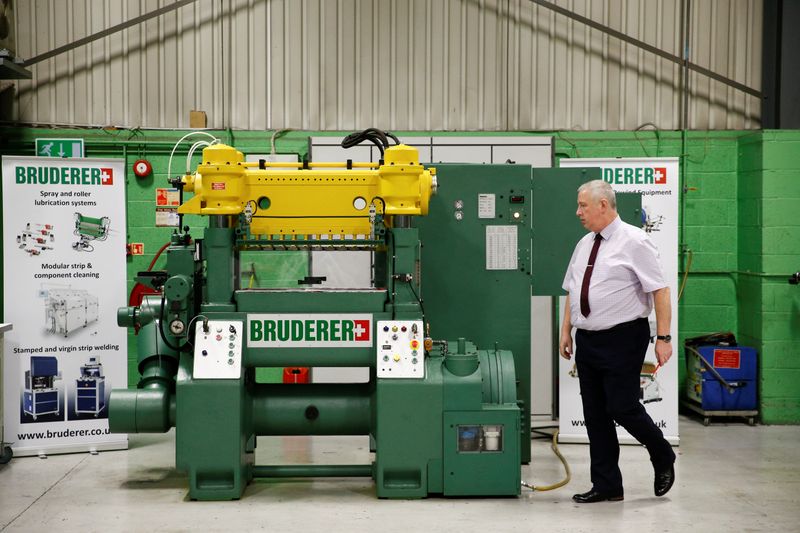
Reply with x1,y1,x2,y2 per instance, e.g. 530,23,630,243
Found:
110,136,524,500
110,132,642,501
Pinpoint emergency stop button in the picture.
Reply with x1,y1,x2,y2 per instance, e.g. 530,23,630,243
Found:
410,340,419,349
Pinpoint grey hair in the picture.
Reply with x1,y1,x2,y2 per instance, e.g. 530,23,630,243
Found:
578,179,616,209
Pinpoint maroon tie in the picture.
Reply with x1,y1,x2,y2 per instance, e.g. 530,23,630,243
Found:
580,233,603,317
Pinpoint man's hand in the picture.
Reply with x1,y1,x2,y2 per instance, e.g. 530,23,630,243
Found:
655,339,672,366
559,329,573,360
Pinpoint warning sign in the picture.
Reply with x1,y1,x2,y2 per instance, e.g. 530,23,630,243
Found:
713,349,741,369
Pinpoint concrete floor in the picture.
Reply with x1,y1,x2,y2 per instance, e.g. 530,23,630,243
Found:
1,416,798,532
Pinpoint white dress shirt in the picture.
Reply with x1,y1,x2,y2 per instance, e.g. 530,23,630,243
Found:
562,216,667,331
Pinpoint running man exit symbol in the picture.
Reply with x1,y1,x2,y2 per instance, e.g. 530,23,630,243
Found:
35,138,85,158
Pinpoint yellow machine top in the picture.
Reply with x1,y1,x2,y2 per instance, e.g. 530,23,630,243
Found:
179,143,436,238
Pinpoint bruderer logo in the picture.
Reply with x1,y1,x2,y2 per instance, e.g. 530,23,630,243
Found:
603,167,667,185
248,314,372,347
16,166,114,186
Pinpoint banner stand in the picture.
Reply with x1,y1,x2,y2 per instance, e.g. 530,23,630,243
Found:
558,158,680,446
2,156,128,457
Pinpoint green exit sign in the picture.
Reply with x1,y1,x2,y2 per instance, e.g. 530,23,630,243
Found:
35,138,85,158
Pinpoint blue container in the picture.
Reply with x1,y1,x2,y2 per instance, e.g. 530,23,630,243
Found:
688,346,757,411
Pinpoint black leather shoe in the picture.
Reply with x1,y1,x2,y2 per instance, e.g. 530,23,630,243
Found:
654,464,675,497
572,489,624,503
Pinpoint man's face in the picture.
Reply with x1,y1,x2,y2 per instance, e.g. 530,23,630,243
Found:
576,190,606,232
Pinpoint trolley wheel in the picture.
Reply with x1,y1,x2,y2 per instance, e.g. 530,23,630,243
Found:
0,445,12,464
703,417,710,426
32,415,37,421
748,417,755,426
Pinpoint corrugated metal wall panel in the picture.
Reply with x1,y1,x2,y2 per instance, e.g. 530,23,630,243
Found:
12,0,762,130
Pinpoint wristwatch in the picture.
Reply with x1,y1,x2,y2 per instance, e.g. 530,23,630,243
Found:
656,335,672,343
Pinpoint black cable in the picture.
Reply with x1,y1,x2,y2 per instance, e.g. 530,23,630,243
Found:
360,128,390,149
387,228,425,323
246,199,258,215
407,280,425,323
341,129,386,158
531,426,560,440
390,229,396,320
341,128,401,159
370,196,387,215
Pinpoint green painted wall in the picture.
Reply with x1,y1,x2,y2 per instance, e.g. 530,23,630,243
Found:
1,127,798,423
737,131,800,423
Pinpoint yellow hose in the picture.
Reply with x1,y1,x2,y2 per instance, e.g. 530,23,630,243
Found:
522,429,572,492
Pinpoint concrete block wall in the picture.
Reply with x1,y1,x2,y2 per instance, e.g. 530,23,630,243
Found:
738,131,800,423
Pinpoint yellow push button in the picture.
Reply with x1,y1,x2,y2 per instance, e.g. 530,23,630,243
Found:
393,354,401,362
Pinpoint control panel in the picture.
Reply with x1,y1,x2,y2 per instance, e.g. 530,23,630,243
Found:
192,320,244,379
376,320,424,379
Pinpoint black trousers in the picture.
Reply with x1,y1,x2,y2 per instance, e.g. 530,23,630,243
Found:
575,317,675,493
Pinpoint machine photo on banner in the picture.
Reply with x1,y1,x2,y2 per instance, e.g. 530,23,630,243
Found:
2,156,128,456
558,158,680,445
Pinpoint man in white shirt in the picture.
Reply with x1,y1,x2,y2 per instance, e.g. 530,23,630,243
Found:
560,179,675,503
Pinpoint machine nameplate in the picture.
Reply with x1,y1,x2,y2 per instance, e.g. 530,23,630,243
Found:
478,193,496,219
248,314,373,348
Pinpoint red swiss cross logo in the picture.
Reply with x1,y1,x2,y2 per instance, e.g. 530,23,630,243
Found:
353,320,370,341
654,167,667,184
100,168,113,185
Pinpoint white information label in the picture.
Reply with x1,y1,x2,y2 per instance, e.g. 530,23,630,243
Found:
155,207,180,227
485,226,518,270
478,194,496,219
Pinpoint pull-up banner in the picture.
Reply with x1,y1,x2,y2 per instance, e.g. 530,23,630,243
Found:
558,157,680,446
2,156,128,456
